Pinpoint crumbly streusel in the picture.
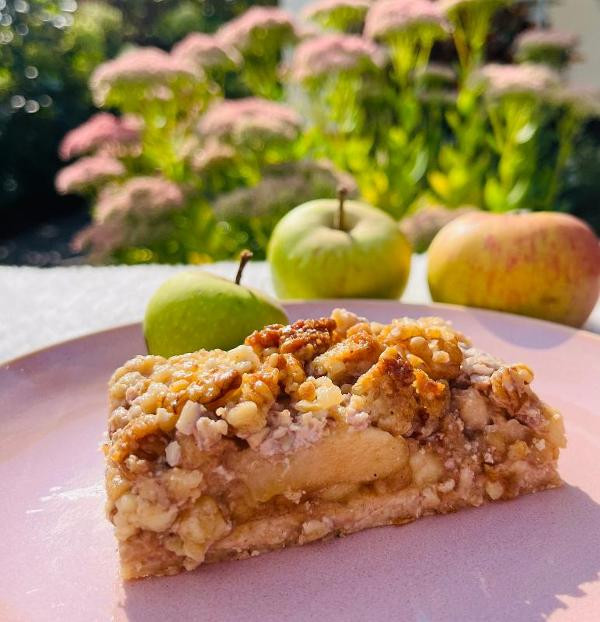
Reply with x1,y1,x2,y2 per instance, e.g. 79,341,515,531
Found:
105,308,565,579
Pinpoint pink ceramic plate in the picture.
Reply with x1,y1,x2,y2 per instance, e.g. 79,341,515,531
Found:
1,301,599,622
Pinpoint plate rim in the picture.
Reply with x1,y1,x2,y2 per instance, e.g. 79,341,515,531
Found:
2,298,599,370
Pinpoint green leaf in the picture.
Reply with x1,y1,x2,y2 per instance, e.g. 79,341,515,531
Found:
448,166,470,192
428,171,450,200
439,145,458,169
388,127,408,149
515,122,537,144
409,149,428,183
457,89,477,115
484,177,507,212
445,110,461,131
507,179,529,208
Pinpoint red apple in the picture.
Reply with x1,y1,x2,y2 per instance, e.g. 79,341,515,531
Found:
427,211,600,327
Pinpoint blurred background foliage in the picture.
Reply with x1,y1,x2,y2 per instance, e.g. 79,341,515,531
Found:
108,0,276,45
0,0,275,245
2,0,600,267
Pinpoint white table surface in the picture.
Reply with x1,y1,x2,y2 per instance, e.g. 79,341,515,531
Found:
1,255,599,364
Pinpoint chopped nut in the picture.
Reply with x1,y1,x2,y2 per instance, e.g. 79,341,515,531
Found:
546,408,567,448
432,350,450,364
156,407,177,432
299,518,333,544
176,401,206,435
165,440,182,467
295,376,343,413
508,440,529,461
454,387,490,432
224,401,266,434
485,481,504,500
533,438,546,451
195,417,228,450
228,345,260,372
490,366,544,428
173,496,230,564
283,490,303,504
162,468,203,502
113,492,178,540
352,346,417,437
410,450,444,487
170,379,189,393
421,486,441,508
438,479,455,493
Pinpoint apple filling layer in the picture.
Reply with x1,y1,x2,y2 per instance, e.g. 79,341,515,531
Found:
104,309,566,579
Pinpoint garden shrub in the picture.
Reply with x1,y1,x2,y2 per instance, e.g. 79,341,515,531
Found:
0,0,273,243
56,0,600,264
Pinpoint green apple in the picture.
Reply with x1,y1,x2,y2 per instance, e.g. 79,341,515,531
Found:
144,252,288,357
428,211,600,327
268,190,412,299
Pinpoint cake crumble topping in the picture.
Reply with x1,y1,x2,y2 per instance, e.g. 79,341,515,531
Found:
104,308,565,579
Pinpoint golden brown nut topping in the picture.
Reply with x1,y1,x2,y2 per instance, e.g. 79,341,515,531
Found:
351,346,417,437
310,329,383,384
246,317,336,361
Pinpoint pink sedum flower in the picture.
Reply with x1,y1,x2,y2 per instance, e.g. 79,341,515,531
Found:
217,7,297,53
415,62,457,103
296,22,324,42
290,34,384,82
55,155,125,195
94,176,184,224
476,63,561,100
515,29,579,54
90,47,197,105
71,222,126,260
198,97,302,145
417,62,456,85
213,159,358,219
191,140,237,174
72,218,173,262
365,0,448,40
514,29,579,68
557,86,600,119
171,33,241,72
400,204,474,252
59,113,141,161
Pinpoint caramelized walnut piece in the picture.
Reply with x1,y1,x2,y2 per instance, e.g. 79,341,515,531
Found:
489,364,545,429
189,368,242,407
239,366,280,411
378,318,464,380
276,317,336,360
412,369,450,437
246,318,336,362
350,346,418,437
309,329,383,384
109,413,163,463
268,353,307,395
330,307,367,340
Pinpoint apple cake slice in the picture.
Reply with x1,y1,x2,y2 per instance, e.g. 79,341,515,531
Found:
104,309,566,579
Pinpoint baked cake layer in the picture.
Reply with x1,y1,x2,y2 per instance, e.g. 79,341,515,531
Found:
104,309,566,579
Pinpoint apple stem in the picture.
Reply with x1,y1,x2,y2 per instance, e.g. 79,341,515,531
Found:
235,250,253,285
336,186,348,231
